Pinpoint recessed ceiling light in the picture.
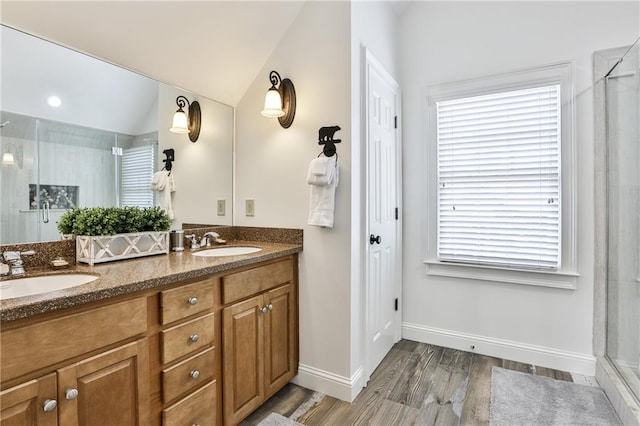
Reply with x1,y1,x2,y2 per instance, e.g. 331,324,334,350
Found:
47,96,62,107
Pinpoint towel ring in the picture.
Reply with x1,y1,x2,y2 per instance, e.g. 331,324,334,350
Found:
318,149,338,161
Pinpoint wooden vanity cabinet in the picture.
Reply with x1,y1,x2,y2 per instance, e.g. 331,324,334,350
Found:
0,298,150,426
222,257,298,426
0,252,299,426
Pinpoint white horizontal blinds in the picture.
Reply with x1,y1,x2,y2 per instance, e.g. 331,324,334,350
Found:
121,145,155,208
436,84,561,269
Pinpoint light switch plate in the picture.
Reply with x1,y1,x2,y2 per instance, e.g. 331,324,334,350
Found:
217,200,225,216
245,199,255,217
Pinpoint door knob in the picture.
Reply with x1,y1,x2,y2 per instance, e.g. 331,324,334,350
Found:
369,234,381,245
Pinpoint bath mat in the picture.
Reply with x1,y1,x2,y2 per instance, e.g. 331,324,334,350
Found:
256,412,302,426
490,366,622,426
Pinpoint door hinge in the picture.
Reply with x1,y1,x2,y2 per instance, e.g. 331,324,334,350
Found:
394,298,398,311
112,146,123,156
394,115,398,129
395,207,398,220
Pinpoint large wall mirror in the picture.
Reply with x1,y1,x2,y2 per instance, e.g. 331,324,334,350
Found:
1,25,233,245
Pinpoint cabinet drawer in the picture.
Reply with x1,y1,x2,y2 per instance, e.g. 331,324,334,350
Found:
222,258,293,304
161,313,215,364
1,297,147,382
162,347,215,403
160,278,215,325
162,380,216,426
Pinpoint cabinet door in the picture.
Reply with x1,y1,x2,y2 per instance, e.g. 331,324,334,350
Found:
57,339,150,426
0,373,57,426
222,295,264,426
264,284,295,398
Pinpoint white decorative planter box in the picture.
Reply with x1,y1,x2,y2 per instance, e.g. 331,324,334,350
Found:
76,232,169,265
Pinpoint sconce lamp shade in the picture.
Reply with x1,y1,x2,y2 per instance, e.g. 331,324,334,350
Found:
2,152,15,165
261,88,285,117
170,109,189,134
261,70,296,128
169,95,201,142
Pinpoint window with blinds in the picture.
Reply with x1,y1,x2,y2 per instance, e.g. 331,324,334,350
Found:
121,145,155,208
436,84,561,270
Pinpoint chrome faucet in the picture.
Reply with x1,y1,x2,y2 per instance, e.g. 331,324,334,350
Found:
2,250,36,276
200,232,226,247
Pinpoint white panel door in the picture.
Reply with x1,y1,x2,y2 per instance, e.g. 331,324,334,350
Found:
366,50,401,378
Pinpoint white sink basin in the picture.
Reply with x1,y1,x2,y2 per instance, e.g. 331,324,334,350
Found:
0,274,99,300
192,246,262,257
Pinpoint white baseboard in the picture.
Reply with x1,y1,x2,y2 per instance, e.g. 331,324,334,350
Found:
291,363,365,402
402,322,596,375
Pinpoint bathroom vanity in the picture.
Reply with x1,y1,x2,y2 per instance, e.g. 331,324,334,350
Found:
0,240,301,426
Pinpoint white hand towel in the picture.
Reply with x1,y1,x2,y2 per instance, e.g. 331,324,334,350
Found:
311,156,330,175
308,158,339,228
307,156,336,186
151,170,176,220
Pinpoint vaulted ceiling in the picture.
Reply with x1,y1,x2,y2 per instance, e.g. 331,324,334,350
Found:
1,1,307,106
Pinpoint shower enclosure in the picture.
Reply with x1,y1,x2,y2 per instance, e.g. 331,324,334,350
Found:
603,39,640,404
0,111,157,244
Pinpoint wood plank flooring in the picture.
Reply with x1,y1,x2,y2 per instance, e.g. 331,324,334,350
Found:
241,339,574,426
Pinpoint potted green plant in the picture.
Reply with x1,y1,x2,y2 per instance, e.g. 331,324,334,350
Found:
58,206,171,265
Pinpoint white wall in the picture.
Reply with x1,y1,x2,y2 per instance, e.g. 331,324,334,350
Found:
235,1,355,400
400,1,639,375
158,84,233,228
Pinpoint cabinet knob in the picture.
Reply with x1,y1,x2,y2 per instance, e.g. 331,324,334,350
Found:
189,334,199,343
190,370,200,379
43,399,57,412
267,303,273,311
260,306,268,314
188,297,198,305
65,388,79,400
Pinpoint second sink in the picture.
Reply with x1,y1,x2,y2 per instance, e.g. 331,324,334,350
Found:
192,246,262,257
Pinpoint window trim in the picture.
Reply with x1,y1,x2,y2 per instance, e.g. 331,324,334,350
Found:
424,62,578,289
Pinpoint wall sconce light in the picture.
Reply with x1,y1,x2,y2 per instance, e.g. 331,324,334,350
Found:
261,70,296,129
2,152,15,165
169,95,201,142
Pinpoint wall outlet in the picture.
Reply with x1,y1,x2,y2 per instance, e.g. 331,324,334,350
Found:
245,199,255,217
217,200,225,216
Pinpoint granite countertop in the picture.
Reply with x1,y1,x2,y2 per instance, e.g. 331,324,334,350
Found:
0,240,302,322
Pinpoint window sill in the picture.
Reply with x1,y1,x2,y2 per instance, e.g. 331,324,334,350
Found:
424,260,579,290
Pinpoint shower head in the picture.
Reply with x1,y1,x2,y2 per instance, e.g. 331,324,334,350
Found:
0,121,10,128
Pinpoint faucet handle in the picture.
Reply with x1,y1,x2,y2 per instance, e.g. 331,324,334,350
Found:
20,250,36,256
185,234,200,250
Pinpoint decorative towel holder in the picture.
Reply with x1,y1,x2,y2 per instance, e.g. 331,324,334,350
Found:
318,125,341,157
163,148,175,172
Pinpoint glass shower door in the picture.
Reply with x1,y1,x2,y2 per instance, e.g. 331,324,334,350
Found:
0,113,42,244
606,41,640,401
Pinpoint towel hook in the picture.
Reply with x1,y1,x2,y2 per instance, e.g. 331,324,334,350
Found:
318,125,341,158
163,148,175,172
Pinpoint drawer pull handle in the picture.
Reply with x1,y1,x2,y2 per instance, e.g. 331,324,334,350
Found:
190,370,200,379
43,399,57,412
65,388,79,400
267,303,273,311
188,297,198,305
189,334,199,343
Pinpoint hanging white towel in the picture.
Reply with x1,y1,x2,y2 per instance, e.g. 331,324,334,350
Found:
307,156,335,186
151,170,176,220
307,155,338,228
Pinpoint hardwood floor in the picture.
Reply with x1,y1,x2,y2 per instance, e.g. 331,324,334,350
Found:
241,339,573,426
